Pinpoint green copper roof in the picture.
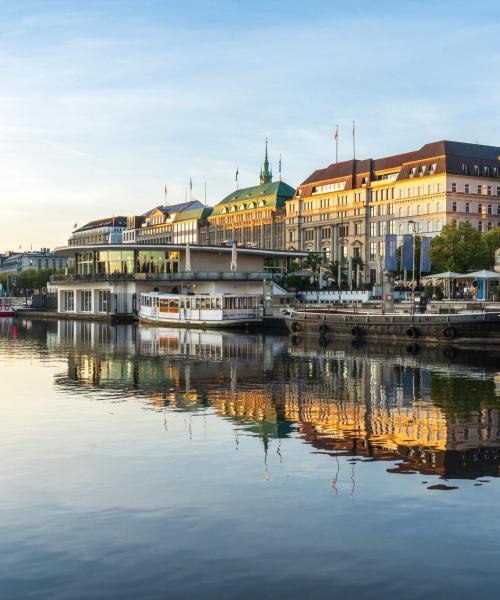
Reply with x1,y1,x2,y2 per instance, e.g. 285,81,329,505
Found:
174,206,213,224
215,180,295,210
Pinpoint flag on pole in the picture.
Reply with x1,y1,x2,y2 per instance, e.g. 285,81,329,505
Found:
402,234,413,271
235,167,239,182
164,184,167,196
73,222,78,229
279,154,282,179
384,234,397,271
189,178,192,191
420,236,432,273
334,125,339,140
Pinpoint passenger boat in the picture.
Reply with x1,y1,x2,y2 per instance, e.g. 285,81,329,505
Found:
0,298,16,317
284,308,500,348
139,291,263,328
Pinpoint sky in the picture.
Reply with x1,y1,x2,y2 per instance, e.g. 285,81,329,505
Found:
1,0,500,251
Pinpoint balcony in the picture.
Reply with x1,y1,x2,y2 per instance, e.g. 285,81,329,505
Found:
52,271,273,283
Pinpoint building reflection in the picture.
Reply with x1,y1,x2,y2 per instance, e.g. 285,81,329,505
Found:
7,318,500,481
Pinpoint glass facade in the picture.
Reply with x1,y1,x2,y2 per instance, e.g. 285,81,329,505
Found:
76,250,179,276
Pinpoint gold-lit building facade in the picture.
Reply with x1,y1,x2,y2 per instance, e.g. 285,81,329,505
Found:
287,140,500,283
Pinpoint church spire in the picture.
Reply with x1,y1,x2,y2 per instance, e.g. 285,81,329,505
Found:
260,138,272,184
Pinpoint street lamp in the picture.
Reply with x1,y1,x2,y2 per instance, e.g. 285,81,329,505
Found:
408,220,417,313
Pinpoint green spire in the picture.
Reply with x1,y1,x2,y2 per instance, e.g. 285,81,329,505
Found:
260,138,272,184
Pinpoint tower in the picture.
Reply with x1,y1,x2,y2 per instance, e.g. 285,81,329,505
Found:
260,138,273,184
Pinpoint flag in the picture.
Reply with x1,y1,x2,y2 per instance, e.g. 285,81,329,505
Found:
334,124,338,140
352,120,355,135
164,184,167,196
235,167,239,182
420,236,432,273
384,234,397,272
189,177,192,191
402,234,414,271
73,222,78,229
278,154,282,174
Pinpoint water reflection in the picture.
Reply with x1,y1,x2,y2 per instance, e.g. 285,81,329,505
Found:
5,318,500,485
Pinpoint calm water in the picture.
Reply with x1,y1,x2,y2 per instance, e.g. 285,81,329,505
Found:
1,318,500,600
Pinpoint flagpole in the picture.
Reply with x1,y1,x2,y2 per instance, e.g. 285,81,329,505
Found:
164,184,167,207
352,120,356,161
204,181,207,206
335,124,339,163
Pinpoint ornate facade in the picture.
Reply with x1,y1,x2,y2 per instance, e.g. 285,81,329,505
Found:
205,142,295,249
287,140,500,284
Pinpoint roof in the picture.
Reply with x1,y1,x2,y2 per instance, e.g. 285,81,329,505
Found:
218,181,295,205
74,217,127,233
142,200,205,218
300,140,500,188
173,206,213,223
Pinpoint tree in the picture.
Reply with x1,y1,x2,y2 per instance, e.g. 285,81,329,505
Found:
482,228,500,267
429,221,490,273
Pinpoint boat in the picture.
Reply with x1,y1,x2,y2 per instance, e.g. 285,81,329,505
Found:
284,307,500,348
0,298,16,317
139,291,263,328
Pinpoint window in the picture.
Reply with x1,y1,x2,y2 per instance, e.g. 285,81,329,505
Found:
465,184,470,194
461,162,469,174
80,290,92,312
478,185,482,195
451,182,457,192
465,202,470,213
369,242,377,261
452,201,457,212
416,205,421,215
437,183,443,193
427,203,432,213
478,221,483,232
487,222,492,230
429,163,437,174
354,223,361,235
62,291,74,311
370,222,377,237
478,204,482,214
488,204,492,215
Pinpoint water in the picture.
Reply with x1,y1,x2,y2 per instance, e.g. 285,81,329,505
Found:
1,318,500,600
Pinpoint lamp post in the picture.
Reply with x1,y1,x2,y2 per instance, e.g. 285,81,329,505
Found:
408,220,417,314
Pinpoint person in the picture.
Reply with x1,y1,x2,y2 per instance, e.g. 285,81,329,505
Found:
471,281,478,301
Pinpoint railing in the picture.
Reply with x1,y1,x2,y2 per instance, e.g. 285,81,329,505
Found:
52,271,273,283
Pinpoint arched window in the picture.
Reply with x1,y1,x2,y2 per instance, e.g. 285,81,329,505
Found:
398,207,403,218
416,205,421,215
407,206,412,217
427,203,432,213
436,201,441,212
437,220,443,231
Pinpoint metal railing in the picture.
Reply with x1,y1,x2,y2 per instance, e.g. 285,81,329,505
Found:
52,271,273,283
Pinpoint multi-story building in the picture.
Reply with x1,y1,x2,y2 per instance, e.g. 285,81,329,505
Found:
69,217,127,246
124,201,212,245
287,140,500,284
205,143,295,249
0,249,67,275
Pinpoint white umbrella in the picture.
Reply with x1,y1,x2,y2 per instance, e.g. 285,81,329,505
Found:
427,271,464,279
230,242,238,272
185,242,191,273
457,269,500,279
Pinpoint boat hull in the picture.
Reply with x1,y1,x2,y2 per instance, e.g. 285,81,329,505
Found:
285,310,500,347
139,315,263,329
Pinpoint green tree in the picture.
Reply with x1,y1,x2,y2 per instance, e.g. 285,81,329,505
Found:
482,228,500,267
429,221,490,273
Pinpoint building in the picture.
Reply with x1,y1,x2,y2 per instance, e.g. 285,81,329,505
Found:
69,217,128,246
123,201,212,245
52,243,305,316
0,249,67,275
287,140,500,284
206,142,295,249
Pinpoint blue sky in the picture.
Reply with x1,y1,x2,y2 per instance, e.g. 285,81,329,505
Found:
1,0,500,250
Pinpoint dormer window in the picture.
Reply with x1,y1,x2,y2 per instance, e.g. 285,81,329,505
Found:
221,207,227,213
257,200,265,207
418,165,426,175
409,167,416,178
483,165,490,176
473,164,480,175
230,206,236,212
429,163,437,174
461,162,469,175
238,204,245,210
